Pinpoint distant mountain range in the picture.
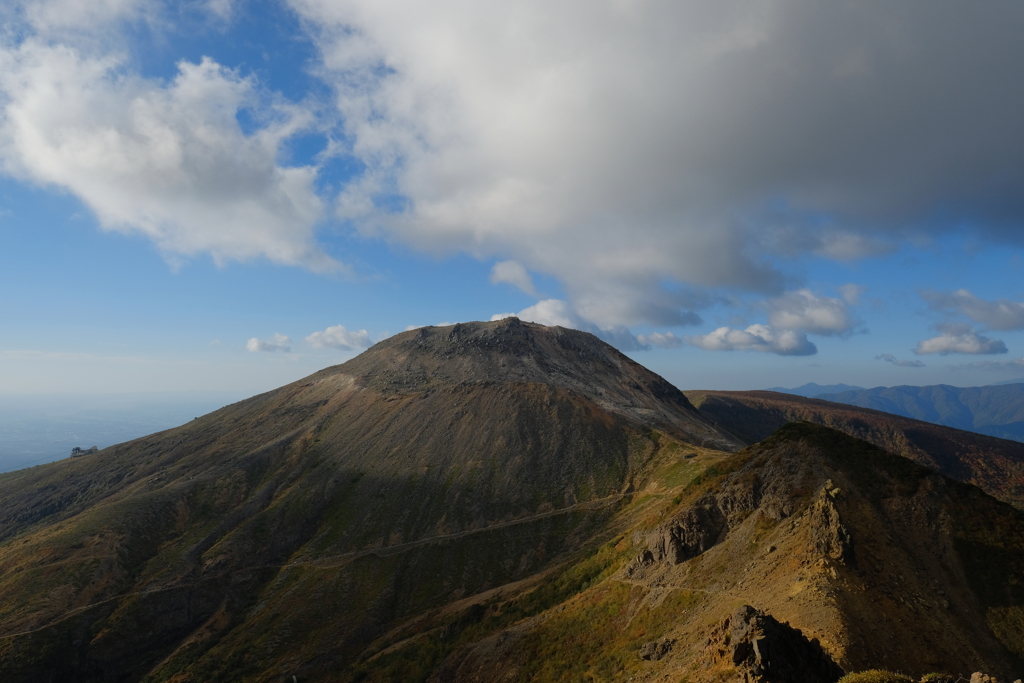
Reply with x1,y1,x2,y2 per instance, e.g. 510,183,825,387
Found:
765,382,866,397
767,382,1024,443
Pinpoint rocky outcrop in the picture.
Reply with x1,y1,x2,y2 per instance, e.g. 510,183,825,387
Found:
628,467,767,572
641,495,729,565
703,605,843,683
970,672,1023,683
810,480,854,565
638,638,675,661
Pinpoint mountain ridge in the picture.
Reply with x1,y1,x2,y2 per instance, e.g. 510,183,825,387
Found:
765,383,866,397
685,389,1024,510
428,422,1024,681
817,383,1024,442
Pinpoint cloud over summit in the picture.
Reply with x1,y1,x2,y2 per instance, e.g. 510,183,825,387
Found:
292,0,1024,326
492,299,647,351
2,0,1024,379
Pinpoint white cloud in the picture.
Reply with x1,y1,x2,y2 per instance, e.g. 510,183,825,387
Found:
637,332,683,349
875,353,924,368
686,325,816,356
0,40,335,271
205,0,234,20
922,289,1024,331
305,324,372,351
5,2,1024,330
839,284,867,306
405,321,453,331
812,232,896,261
287,0,1024,327
765,289,857,337
493,299,646,351
507,300,582,330
20,0,155,34
489,260,536,296
913,324,1007,356
247,333,292,352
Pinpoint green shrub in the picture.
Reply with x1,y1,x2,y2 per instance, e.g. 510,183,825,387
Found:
837,671,914,683
920,675,956,683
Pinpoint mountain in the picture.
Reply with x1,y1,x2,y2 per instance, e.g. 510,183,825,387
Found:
818,383,1024,442
433,423,1024,681
0,319,739,682
685,390,1024,509
2,323,1023,682
765,383,866,398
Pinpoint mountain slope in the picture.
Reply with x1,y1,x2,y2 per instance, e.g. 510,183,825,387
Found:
0,319,739,682
685,390,1024,510
3,324,1024,682
819,383,1024,442
430,423,1024,682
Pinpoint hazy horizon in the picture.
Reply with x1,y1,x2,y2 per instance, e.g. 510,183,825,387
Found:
0,391,247,472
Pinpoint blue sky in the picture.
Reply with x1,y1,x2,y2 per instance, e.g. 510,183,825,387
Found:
2,0,1024,397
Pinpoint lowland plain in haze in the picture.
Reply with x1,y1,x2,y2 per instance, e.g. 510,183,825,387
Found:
0,392,249,473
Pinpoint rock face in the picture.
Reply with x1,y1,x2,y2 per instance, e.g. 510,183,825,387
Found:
970,673,1024,683
636,496,728,566
810,481,854,565
703,605,844,683
639,638,676,661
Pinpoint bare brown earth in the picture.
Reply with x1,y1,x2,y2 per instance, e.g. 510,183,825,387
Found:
686,390,1024,510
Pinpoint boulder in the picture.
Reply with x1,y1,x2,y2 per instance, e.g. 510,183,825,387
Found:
638,638,675,661
704,605,843,683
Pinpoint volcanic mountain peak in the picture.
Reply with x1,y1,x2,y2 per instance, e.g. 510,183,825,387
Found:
322,318,740,450
340,317,649,387
0,318,746,681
